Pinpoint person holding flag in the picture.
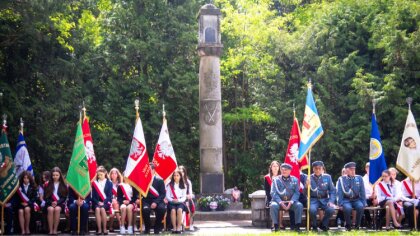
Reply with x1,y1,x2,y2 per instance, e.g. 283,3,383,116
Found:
153,105,177,183
397,98,420,230
0,114,19,234
66,116,92,235
14,118,33,177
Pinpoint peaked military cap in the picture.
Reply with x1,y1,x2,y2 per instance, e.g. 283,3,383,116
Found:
344,162,356,169
280,163,292,170
312,161,324,167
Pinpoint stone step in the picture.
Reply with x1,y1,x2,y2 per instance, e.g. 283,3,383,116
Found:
194,210,251,221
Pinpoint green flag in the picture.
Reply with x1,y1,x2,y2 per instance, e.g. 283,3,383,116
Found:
0,126,19,205
66,121,91,198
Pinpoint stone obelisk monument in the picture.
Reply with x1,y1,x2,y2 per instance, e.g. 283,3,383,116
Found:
198,4,224,194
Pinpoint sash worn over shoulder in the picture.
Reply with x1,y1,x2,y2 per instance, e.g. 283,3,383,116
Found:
17,187,30,203
169,184,178,200
112,184,118,197
402,180,415,197
52,192,60,201
149,186,159,197
92,181,107,201
265,175,272,186
120,184,132,201
378,182,392,197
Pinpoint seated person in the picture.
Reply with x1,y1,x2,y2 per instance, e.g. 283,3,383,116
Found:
68,188,91,235
269,163,303,232
166,169,187,234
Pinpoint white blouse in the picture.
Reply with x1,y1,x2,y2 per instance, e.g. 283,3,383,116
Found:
376,181,401,202
166,183,187,203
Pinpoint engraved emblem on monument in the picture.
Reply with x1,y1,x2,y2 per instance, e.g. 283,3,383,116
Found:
201,101,219,126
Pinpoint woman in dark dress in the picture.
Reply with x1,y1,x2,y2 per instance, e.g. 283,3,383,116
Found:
14,171,38,234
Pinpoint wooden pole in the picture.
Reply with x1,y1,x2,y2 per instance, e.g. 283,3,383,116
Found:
412,179,417,231
306,151,311,231
77,198,81,234
139,196,143,233
1,205,4,235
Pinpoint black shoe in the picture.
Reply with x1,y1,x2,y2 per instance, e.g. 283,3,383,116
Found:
345,225,352,231
311,226,319,232
279,225,286,230
319,225,328,232
354,225,360,230
272,224,279,232
144,230,150,234
294,224,301,233
71,231,77,235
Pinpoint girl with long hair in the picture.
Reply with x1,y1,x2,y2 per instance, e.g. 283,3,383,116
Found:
166,169,187,234
117,177,137,234
44,167,68,235
376,169,404,230
108,168,122,232
178,165,195,230
14,171,38,234
91,166,113,235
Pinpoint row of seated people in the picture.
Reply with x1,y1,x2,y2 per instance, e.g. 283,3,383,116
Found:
2,164,195,235
264,161,420,232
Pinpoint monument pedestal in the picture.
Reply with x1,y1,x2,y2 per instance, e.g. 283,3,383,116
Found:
200,172,224,194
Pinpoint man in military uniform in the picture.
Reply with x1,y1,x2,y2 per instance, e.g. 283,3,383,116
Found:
337,162,366,231
270,163,303,232
306,161,336,232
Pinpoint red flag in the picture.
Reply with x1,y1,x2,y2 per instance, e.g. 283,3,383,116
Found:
284,117,307,186
152,118,177,182
82,117,97,182
124,117,152,197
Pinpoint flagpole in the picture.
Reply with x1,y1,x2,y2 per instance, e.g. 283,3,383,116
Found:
134,99,143,233
77,198,81,234
407,97,417,230
20,118,24,135
306,150,311,231
82,101,87,120
1,205,4,235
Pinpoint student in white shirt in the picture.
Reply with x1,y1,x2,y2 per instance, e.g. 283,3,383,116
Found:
400,177,420,229
375,170,403,230
166,169,187,234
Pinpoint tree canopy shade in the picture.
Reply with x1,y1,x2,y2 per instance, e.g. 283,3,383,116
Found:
0,0,419,203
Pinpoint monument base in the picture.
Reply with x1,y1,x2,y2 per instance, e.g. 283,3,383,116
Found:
200,172,224,194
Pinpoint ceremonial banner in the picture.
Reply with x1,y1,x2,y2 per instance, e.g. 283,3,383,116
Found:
124,117,152,196
0,125,19,205
153,118,177,182
285,117,306,183
66,121,91,198
82,117,97,182
14,131,33,176
397,110,420,181
298,84,324,160
369,113,387,184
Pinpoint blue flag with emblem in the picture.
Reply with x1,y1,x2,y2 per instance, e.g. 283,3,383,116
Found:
369,113,387,184
14,131,33,177
298,83,324,160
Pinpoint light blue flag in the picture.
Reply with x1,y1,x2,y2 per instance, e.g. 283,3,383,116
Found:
14,132,33,177
369,113,387,184
298,84,324,160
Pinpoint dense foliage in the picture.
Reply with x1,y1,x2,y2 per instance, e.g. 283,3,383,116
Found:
0,0,418,202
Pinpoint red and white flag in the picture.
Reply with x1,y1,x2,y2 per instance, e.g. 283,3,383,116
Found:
153,118,177,182
284,117,307,187
124,117,152,197
82,117,97,182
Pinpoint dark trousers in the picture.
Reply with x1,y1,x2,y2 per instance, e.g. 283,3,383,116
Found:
363,199,374,227
404,201,420,229
3,205,14,235
142,203,166,233
69,203,90,232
